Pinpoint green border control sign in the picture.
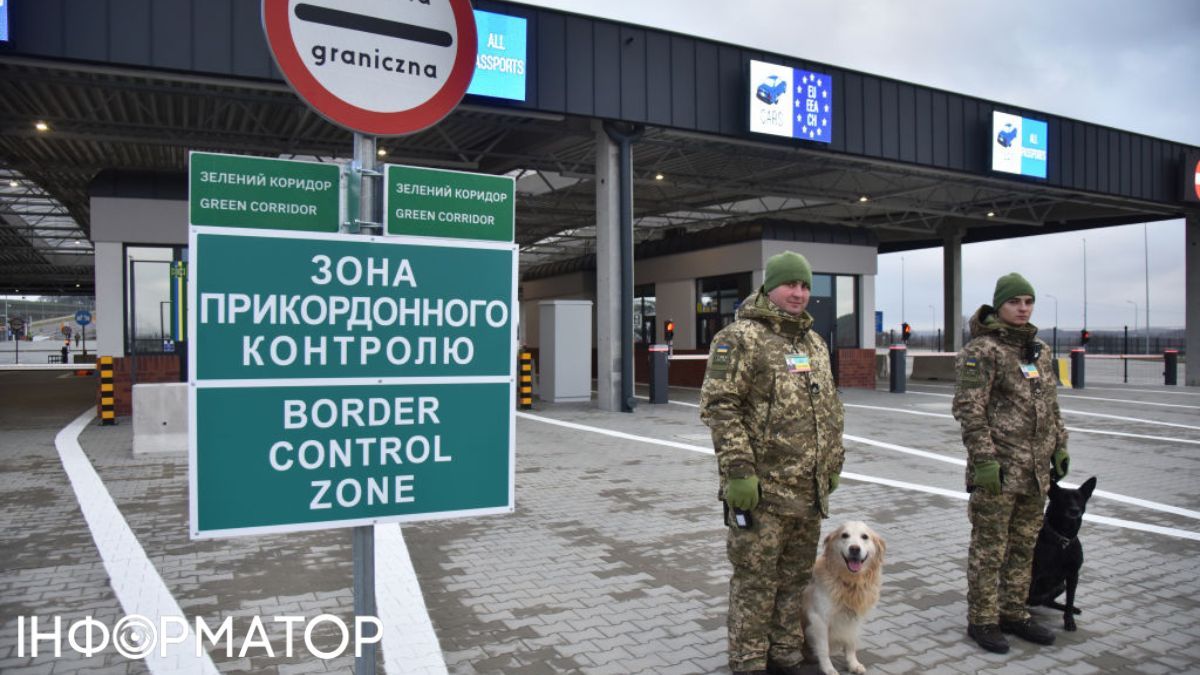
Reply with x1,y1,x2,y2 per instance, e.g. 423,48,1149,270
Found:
189,227,516,538
189,151,341,232
384,164,514,242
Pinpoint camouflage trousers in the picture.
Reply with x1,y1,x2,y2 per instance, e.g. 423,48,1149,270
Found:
967,489,1046,624
726,506,821,671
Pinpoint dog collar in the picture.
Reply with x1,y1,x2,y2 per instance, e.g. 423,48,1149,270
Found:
1044,522,1076,549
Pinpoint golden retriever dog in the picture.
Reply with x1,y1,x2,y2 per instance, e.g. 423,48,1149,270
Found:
802,521,886,675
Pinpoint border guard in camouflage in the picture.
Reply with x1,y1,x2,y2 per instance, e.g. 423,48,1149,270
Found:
953,272,1070,654
700,251,845,675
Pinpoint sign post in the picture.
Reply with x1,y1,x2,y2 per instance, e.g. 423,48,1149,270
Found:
8,316,22,364
244,5,483,673
75,310,91,356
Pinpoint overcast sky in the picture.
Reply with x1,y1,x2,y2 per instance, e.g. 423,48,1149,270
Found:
514,0,1198,331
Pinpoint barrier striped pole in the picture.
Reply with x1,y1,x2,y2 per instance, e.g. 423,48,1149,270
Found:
98,356,116,425
518,349,533,410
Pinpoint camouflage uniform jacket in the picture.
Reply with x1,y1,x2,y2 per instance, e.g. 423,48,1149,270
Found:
700,290,845,517
952,305,1068,496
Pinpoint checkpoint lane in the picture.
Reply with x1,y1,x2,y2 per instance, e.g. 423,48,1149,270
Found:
409,392,1200,674
874,384,1200,513
2,373,1199,673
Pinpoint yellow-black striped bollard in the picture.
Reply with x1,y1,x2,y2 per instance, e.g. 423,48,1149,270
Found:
518,350,533,410
98,356,116,425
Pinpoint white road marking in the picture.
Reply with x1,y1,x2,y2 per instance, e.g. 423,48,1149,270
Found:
844,402,1200,446
516,411,1200,540
902,390,1200,432
1056,394,1200,410
374,524,448,675
56,409,220,675
1081,385,1200,398
842,435,1200,521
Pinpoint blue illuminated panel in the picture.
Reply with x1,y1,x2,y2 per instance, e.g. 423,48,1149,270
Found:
0,0,8,42
749,60,833,144
992,111,1048,179
467,10,527,101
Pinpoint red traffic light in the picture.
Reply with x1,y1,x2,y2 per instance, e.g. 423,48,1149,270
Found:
901,322,912,342
1080,329,1090,345
664,320,676,341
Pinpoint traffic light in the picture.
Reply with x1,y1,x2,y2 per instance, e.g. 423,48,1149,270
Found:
664,319,676,343
1080,329,1090,346
901,322,912,343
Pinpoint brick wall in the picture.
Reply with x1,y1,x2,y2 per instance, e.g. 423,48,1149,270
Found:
836,348,876,389
98,354,182,416
510,345,878,399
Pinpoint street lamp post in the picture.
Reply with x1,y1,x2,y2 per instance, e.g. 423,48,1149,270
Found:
1082,238,1088,330
928,304,935,351
1144,223,1150,354
1045,294,1059,357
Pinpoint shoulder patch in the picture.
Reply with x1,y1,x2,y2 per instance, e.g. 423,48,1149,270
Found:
706,342,736,380
958,355,986,388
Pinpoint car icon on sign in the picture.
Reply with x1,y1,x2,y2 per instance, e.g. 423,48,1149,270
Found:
996,123,1018,148
756,75,787,105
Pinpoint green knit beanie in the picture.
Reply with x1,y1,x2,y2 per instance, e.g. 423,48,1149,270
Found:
764,252,813,292
992,272,1035,308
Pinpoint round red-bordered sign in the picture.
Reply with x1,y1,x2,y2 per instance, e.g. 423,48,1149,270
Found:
263,0,476,136
1193,157,1200,201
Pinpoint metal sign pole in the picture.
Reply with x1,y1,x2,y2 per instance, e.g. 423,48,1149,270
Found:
351,131,380,675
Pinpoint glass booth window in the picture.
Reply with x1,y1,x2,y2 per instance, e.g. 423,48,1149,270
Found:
804,272,860,349
634,284,656,344
126,246,179,355
696,273,752,348
835,275,858,348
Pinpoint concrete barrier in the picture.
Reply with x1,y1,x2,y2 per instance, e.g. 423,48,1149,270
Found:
132,382,187,454
875,353,889,379
909,353,958,381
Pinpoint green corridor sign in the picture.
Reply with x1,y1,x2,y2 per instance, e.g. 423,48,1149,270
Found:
189,152,341,231
189,228,516,538
385,164,514,242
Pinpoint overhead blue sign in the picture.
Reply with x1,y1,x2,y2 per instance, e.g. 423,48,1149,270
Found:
0,0,8,42
992,111,1048,179
466,10,527,102
749,59,833,144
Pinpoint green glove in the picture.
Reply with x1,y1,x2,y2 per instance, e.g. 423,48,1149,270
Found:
828,474,840,494
973,460,1002,496
725,476,760,510
1052,448,1070,480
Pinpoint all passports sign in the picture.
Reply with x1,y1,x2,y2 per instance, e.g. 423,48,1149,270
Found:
189,228,516,538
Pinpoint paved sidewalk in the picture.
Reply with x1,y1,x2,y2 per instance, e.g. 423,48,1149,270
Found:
2,371,1198,673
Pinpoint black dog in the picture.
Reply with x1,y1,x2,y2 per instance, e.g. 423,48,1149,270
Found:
1026,476,1097,631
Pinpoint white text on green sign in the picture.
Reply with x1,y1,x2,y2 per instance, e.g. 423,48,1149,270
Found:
384,164,514,242
193,382,512,537
192,230,515,380
189,152,341,232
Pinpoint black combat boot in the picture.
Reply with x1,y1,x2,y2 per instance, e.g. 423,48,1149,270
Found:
967,623,1010,653
766,658,806,675
999,617,1056,645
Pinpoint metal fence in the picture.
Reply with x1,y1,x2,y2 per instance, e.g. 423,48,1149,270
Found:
1077,355,1183,386
876,328,1186,357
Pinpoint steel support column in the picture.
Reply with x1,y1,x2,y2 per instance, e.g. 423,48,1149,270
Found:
594,124,622,411
1186,212,1199,386
941,226,964,352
